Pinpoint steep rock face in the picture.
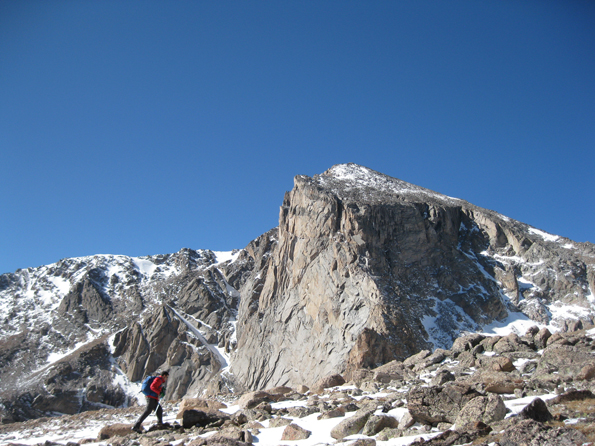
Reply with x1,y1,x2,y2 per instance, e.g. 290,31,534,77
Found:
230,164,595,391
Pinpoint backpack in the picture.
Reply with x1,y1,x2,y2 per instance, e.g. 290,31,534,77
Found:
141,376,156,395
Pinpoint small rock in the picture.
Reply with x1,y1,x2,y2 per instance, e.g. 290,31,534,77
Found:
268,417,293,428
281,423,311,440
577,364,595,380
317,407,346,420
398,411,415,430
349,439,376,446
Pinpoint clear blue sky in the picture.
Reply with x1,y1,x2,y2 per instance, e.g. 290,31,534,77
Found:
1,1,594,274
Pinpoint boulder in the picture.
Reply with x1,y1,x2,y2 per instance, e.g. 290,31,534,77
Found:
407,384,482,425
414,422,491,446
548,389,595,405
188,438,251,446
281,423,311,440
207,427,253,444
377,427,402,441
317,407,346,420
533,327,552,349
482,355,515,372
182,409,223,429
534,344,595,380
311,374,345,393
266,386,293,395
431,370,455,386
237,391,273,409
454,394,507,429
361,414,399,436
577,363,595,380
349,439,376,446
268,417,293,427
451,334,485,354
286,405,318,418
330,409,375,440
493,333,532,354
403,350,431,368
398,411,415,430
518,398,552,422
177,398,227,418
97,424,136,440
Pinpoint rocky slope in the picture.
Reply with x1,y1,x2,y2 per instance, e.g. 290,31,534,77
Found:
230,164,595,391
0,249,242,422
1,326,594,446
1,163,593,423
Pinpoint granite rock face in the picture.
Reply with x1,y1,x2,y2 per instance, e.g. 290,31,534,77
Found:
230,164,595,390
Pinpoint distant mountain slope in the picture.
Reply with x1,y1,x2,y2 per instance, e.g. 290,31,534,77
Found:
0,249,243,422
1,163,593,423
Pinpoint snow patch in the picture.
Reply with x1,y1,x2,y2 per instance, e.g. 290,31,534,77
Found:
213,251,240,265
528,227,560,242
46,339,93,365
482,311,543,336
132,258,157,277
549,301,592,322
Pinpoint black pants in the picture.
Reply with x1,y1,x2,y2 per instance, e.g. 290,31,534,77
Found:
134,397,163,428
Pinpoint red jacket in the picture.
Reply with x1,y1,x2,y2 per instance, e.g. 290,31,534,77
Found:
148,375,166,400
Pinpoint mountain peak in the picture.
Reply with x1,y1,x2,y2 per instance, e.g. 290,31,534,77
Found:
309,163,462,206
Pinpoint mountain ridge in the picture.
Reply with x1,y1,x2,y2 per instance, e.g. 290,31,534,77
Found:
1,163,593,423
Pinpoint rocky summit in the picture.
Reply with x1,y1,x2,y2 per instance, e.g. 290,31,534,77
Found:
0,163,594,425
230,164,594,391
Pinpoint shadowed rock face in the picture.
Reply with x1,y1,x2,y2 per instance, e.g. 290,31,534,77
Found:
230,164,595,390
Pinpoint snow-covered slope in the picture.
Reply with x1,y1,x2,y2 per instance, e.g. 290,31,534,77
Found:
0,248,244,422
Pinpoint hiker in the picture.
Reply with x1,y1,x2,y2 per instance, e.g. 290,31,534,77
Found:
132,370,169,433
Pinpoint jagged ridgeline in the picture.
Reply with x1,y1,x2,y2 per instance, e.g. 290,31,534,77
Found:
1,163,594,422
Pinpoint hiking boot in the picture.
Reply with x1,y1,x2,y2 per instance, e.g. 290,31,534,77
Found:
131,425,143,434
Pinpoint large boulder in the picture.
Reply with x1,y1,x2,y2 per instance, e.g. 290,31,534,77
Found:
331,409,375,440
182,409,228,429
361,414,400,436
311,374,346,393
454,394,507,429
237,391,274,409
407,384,482,425
177,398,227,418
